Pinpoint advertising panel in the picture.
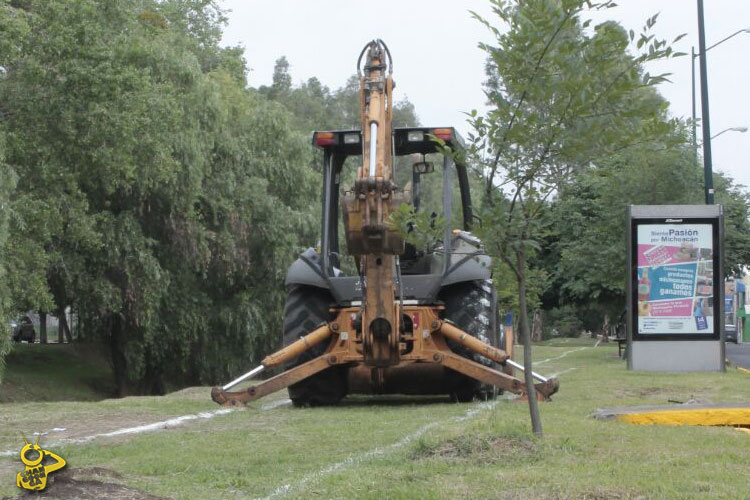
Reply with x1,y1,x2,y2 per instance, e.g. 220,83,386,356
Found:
635,223,714,335
627,205,724,372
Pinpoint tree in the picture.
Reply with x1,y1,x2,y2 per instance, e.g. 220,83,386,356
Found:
468,0,683,437
0,0,28,378
549,129,750,330
553,136,698,309
0,129,15,379
260,67,420,134
1,0,319,393
714,174,750,277
265,56,292,100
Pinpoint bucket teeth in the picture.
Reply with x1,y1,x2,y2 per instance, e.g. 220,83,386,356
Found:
534,378,560,400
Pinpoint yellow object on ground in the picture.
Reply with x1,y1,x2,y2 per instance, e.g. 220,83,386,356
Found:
617,408,750,426
595,403,750,428
737,367,750,375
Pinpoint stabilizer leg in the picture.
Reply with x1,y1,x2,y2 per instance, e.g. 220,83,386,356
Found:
437,351,558,400
439,351,522,394
211,324,333,406
433,321,560,400
211,354,335,407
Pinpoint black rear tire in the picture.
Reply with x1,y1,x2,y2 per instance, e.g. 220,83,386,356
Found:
440,279,498,402
282,285,347,406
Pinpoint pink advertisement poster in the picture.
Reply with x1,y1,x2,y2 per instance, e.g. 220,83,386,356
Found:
636,224,714,334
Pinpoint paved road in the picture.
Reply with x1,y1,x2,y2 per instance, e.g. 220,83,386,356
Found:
726,342,750,369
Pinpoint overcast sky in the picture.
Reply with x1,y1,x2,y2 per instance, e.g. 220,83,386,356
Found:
220,1,750,189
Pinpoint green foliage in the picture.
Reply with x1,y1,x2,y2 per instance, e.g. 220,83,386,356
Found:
549,136,750,327
260,61,420,133
469,0,683,202
552,141,701,308
0,0,318,392
469,0,687,337
543,305,583,338
389,203,445,251
714,174,750,277
0,129,15,380
0,0,29,380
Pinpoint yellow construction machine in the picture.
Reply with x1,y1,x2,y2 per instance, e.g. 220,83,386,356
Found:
211,40,559,407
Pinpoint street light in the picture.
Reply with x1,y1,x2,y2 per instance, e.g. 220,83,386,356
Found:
697,126,748,147
692,6,750,204
691,29,750,159
710,126,748,141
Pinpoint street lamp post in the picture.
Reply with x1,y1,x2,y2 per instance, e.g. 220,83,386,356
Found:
691,28,750,165
691,4,750,204
696,127,748,148
710,127,748,142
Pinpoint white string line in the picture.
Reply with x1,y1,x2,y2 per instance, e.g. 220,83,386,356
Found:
535,346,590,366
0,408,238,457
260,400,501,500
548,367,579,378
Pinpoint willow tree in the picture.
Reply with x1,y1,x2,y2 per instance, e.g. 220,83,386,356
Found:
1,0,318,394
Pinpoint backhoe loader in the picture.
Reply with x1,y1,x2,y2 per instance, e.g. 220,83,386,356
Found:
211,40,559,407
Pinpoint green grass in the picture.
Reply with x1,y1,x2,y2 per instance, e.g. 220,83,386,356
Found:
0,343,115,403
1,338,749,499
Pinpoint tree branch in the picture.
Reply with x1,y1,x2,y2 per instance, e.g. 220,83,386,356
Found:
485,6,579,198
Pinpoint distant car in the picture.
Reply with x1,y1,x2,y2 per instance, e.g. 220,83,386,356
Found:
12,316,35,343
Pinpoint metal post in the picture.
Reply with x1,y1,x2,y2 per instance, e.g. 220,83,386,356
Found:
320,150,333,277
691,47,698,170
441,155,453,275
412,168,421,212
697,0,714,204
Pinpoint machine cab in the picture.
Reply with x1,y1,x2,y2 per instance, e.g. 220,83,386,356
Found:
285,127,491,304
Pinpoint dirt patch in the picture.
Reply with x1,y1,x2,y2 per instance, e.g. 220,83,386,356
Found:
413,434,535,463
1,467,167,500
495,488,645,500
554,489,645,500
616,387,673,399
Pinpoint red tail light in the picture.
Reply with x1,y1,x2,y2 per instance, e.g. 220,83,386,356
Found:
314,131,336,147
432,128,452,141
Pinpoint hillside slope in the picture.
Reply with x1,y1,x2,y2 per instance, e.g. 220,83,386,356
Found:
0,343,115,403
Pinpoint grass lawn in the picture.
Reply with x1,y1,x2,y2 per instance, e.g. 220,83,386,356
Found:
1,338,749,499
0,343,115,403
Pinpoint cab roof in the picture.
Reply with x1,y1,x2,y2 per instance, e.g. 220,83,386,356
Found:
312,127,467,156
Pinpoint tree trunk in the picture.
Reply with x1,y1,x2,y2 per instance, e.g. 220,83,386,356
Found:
109,313,129,397
601,314,610,343
57,312,64,343
532,310,543,342
58,309,73,343
143,362,166,396
517,245,543,438
39,311,47,344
